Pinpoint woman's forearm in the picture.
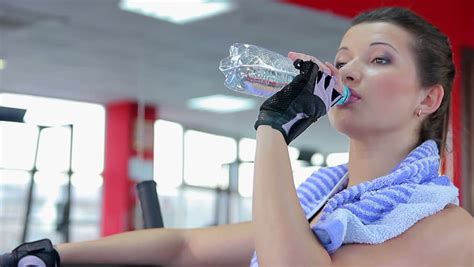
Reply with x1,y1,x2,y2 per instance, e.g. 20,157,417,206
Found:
253,126,331,266
56,228,185,265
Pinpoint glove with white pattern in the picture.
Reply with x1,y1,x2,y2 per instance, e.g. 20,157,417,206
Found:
254,59,343,144
0,239,60,267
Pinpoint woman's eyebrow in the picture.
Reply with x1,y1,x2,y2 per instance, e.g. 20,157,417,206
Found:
370,42,399,54
337,42,399,54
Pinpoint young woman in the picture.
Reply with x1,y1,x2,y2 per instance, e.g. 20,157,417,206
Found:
4,6,473,267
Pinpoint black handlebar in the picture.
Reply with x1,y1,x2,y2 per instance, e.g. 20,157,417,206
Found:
136,180,164,229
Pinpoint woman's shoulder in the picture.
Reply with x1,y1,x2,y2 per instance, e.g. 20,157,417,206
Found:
435,204,473,240
331,204,474,266
431,204,472,224
396,204,472,258
413,204,473,263
424,204,473,235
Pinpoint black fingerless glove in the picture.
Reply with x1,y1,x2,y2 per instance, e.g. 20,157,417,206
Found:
254,59,343,144
1,239,61,267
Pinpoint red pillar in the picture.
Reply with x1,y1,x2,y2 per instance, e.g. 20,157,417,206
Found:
101,101,157,236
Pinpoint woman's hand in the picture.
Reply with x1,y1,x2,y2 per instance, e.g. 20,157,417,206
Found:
288,51,344,94
254,51,345,144
1,239,60,267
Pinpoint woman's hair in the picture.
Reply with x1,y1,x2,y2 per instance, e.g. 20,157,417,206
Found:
350,7,455,159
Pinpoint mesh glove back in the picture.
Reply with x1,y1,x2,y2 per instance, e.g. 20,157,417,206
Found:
254,59,342,144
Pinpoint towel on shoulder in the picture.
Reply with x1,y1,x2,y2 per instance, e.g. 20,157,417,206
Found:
298,139,459,254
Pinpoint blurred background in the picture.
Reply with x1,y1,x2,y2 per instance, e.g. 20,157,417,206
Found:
0,0,473,253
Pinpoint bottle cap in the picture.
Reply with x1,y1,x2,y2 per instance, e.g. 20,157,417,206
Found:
335,86,351,105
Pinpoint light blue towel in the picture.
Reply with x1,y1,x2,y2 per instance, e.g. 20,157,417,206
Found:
250,139,459,266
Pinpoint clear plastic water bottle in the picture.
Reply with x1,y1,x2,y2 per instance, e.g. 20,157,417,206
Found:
219,43,299,98
219,43,353,106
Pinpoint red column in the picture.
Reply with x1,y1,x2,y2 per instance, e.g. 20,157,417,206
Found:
101,101,157,236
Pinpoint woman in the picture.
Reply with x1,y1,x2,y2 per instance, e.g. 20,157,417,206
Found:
4,6,473,267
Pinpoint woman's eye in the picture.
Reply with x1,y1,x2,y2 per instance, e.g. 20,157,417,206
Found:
372,57,390,64
335,62,345,69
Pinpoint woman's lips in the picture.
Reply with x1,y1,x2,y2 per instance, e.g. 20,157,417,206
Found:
348,88,361,99
346,95,361,104
338,87,361,106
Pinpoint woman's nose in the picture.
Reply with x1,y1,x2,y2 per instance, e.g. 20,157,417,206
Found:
340,63,361,85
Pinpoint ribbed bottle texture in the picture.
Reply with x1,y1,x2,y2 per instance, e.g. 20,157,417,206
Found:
219,43,299,98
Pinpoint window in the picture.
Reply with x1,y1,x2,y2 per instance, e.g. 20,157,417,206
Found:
0,122,38,170
238,162,253,198
154,120,184,189
238,138,256,162
36,127,71,172
0,93,105,248
184,130,236,188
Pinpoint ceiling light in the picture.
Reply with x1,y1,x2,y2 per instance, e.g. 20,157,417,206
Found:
0,59,6,70
188,94,256,113
119,0,235,25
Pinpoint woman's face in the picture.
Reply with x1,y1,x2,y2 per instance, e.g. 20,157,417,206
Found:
328,22,423,139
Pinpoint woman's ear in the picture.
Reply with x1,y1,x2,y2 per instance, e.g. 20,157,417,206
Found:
419,85,444,115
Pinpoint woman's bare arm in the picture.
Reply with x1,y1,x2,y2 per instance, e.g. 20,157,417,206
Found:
57,221,254,267
174,222,255,267
252,126,331,266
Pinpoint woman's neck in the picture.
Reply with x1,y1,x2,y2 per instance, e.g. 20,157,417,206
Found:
346,132,419,188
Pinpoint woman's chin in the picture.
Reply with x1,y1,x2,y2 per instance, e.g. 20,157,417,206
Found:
329,110,358,129
330,117,366,138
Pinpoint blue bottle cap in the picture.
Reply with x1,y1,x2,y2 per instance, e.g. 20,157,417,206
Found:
335,86,351,105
